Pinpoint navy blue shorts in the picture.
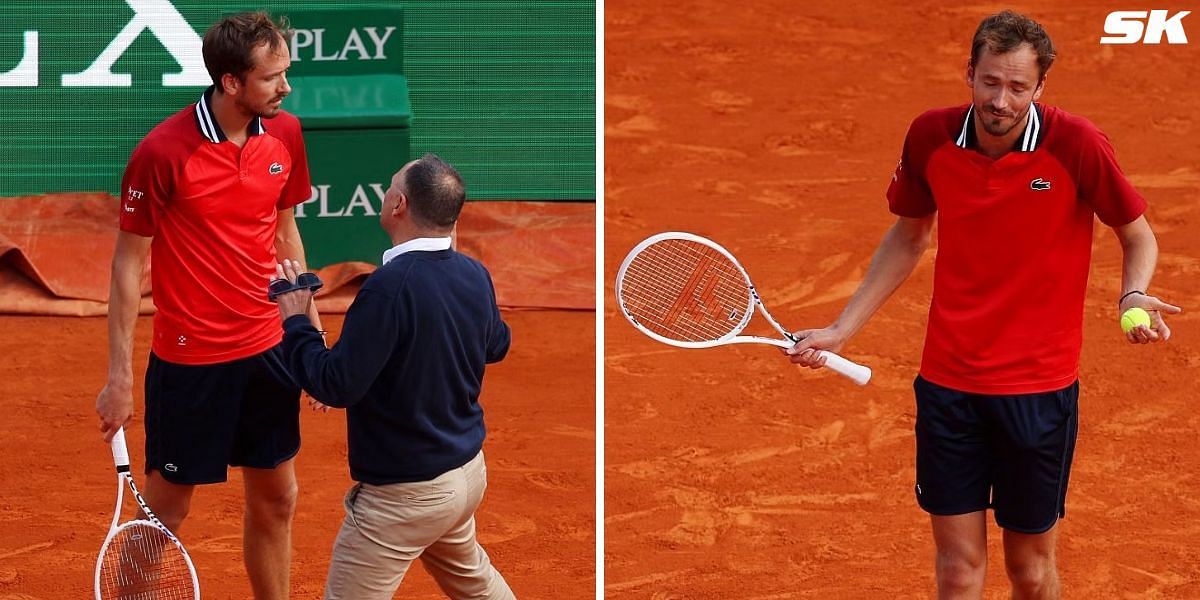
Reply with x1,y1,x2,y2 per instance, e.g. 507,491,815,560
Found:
914,375,1078,533
144,345,301,485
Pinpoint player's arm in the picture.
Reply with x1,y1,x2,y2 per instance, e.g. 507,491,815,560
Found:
788,213,935,367
96,231,151,442
1112,215,1181,343
275,266,397,408
275,207,324,335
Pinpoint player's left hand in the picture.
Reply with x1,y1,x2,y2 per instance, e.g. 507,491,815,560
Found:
1120,292,1182,344
273,258,314,319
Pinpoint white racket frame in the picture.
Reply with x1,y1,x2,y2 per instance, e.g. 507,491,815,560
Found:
616,231,872,386
95,427,200,600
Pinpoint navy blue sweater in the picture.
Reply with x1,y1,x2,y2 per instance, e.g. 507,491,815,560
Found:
282,248,510,484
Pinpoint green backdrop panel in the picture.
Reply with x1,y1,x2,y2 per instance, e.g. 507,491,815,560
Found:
0,1,595,201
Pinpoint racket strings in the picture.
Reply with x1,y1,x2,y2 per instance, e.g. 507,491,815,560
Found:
620,239,751,342
98,523,194,599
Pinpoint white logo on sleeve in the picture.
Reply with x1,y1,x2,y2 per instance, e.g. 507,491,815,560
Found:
177,335,187,346
269,162,284,175
124,186,144,213
164,463,179,473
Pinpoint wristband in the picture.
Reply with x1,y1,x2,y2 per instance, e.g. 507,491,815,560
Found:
1118,290,1145,305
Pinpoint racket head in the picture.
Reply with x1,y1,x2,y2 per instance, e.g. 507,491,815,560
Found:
95,519,199,600
616,232,755,348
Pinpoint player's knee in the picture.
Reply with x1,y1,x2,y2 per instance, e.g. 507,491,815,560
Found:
936,550,986,592
143,474,194,530
247,481,298,524
1005,554,1056,593
153,503,191,532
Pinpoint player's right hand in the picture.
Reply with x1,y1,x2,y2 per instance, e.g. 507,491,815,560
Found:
785,325,849,369
96,379,134,443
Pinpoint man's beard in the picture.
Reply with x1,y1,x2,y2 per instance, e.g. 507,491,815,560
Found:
239,96,284,119
978,103,1027,137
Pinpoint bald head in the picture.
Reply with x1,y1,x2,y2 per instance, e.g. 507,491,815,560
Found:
396,154,465,230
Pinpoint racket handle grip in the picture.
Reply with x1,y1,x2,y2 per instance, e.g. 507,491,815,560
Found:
111,426,131,470
819,351,872,386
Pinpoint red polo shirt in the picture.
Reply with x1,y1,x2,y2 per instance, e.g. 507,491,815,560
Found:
887,103,1146,394
120,86,312,365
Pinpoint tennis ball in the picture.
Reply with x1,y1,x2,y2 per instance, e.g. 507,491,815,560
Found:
1120,307,1152,334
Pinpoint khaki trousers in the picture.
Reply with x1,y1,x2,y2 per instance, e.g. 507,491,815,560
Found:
324,451,515,599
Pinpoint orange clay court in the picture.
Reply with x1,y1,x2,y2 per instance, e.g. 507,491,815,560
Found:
605,1,1199,598
0,202,595,598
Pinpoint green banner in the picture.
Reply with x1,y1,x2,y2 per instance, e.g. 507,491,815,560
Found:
277,7,412,266
0,1,595,201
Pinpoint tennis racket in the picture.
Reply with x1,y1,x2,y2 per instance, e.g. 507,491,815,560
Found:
616,231,872,385
94,427,200,599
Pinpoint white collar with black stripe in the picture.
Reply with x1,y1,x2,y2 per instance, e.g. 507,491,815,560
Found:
193,85,266,144
955,103,1044,152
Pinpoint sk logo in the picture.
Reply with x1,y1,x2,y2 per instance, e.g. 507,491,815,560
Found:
1030,178,1051,191
269,162,284,175
1101,10,1190,44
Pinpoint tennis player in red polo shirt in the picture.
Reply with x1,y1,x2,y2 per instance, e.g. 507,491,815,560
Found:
787,11,1180,599
95,13,319,599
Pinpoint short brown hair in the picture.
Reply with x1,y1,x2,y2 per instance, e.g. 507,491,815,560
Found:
202,12,290,84
401,154,466,229
970,10,1056,80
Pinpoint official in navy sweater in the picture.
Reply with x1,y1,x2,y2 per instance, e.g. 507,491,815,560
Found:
273,154,515,600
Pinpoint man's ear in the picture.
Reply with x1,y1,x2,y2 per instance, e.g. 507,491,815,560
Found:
1033,75,1046,101
394,192,408,217
965,63,975,88
220,73,241,96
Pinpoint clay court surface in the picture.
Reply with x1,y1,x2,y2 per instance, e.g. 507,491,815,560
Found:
0,309,595,598
606,1,1199,598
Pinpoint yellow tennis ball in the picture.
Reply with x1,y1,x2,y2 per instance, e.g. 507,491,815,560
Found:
1120,307,1152,333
